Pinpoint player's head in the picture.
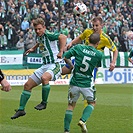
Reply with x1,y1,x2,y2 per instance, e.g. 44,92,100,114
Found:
92,16,103,34
33,18,46,36
89,33,100,47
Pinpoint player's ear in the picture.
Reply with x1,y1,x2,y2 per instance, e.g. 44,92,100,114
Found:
95,42,99,47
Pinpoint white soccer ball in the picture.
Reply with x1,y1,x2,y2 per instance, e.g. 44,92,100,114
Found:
73,3,87,16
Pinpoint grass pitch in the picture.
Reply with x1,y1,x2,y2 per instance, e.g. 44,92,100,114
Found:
0,84,132,133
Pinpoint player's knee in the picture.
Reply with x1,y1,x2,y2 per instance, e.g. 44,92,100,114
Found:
88,101,96,106
24,82,32,91
41,75,50,84
86,96,96,106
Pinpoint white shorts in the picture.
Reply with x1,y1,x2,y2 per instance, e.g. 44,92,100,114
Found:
30,63,61,85
68,85,96,103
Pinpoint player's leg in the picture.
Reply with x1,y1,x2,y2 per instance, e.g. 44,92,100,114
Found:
78,86,96,132
34,72,52,110
83,68,98,107
11,78,38,119
35,63,61,110
64,86,79,132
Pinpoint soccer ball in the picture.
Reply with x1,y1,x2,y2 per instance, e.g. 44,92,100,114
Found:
73,3,87,16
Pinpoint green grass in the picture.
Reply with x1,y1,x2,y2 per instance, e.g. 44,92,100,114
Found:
0,84,133,133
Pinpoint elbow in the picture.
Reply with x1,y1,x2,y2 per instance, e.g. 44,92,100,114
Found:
60,34,67,40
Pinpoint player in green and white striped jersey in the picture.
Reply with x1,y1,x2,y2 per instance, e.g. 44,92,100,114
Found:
128,50,133,64
11,18,67,119
63,33,103,133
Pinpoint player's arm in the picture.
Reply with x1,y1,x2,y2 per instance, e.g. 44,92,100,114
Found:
105,37,118,71
63,58,74,70
128,51,133,64
0,69,11,92
66,29,89,49
128,57,133,64
24,43,39,56
110,49,118,71
0,69,4,82
58,34,67,58
66,35,82,50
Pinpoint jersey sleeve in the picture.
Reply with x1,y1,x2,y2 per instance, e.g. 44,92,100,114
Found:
0,69,4,82
46,31,60,41
79,29,90,40
104,36,117,52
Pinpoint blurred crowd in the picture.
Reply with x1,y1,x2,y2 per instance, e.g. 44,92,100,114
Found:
0,0,133,52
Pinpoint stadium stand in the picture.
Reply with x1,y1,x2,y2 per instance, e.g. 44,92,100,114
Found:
0,0,133,69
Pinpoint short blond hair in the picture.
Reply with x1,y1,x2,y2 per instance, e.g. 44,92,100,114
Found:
33,18,45,27
92,16,103,24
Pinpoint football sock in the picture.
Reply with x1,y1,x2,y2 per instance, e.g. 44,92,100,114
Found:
64,110,73,131
81,104,94,122
93,67,98,82
19,90,31,110
42,84,50,103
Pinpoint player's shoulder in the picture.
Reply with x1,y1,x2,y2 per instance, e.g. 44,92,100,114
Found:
101,31,112,40
83,28,93,33
45,30,60,38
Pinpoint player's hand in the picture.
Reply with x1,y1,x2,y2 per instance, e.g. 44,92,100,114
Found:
57,51,63,59
109,62,115,71
1,79,11,92
24,49,33,56
66,42,73,50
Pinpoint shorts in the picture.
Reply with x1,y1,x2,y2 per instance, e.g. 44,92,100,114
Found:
68,85,96,104
30,63,61,85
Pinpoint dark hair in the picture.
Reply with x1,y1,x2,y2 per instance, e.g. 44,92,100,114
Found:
89,33,100,44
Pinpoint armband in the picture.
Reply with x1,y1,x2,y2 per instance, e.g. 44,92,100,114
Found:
0,69,4,82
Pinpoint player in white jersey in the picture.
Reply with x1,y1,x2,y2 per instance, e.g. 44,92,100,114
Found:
11,18,67,119
63,33,103,133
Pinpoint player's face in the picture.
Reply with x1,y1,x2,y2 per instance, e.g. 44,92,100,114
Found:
34,24,46,36
92,20,102,33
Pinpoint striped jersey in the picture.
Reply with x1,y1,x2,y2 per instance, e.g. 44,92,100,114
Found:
63,44,103,87
37,30,60,64
80,28,117,52
129,50,133,58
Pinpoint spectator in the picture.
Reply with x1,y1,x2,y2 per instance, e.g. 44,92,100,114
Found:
0,31,7,50
16,38,25,51
24,33,36,52
4,21,17,49
21,17,30,34
0,5,6,26
27,0,35,9
19,1,27,19
30,3,39,19
66,33,72,45
0,0,133,52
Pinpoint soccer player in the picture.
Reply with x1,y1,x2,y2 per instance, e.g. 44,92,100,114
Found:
62,16,118,81
11,18,67,119
128,49,133,64
63,33,103,133
0,69,11,92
